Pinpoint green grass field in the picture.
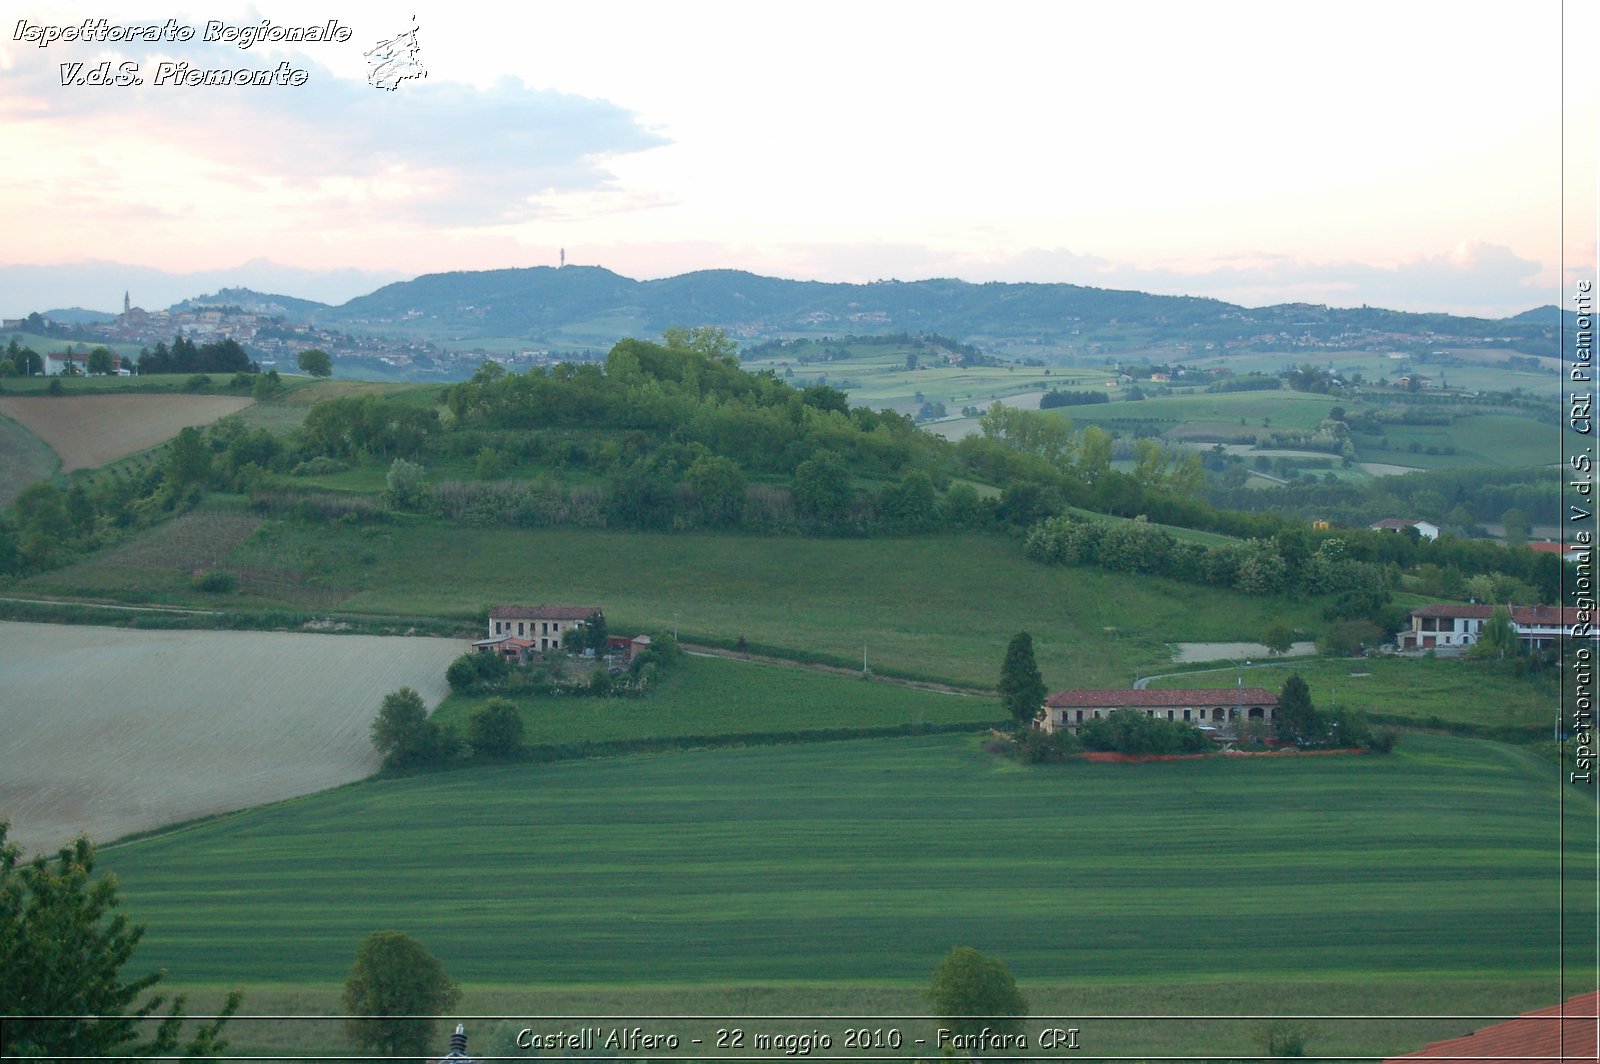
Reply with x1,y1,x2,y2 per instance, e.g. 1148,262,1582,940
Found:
99,731,1592,1057
434,653,1003,744
20,524,1329,687
1153,654,1557,736
1059,390,1341,434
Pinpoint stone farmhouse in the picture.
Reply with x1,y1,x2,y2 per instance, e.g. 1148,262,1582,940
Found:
472,604,602,661
1037,687,1278,735
1397,604,1591,652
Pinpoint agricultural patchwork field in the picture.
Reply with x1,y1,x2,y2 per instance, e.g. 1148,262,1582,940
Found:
0,621,462,854
0,394,253,471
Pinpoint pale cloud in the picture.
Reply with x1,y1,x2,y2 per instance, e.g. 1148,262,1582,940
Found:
0,26,667,236
0,1,1585,318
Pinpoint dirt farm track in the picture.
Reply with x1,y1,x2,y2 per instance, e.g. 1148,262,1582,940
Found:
0,621,462,854
0,394,254,471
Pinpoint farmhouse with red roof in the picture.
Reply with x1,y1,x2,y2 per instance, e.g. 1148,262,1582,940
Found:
1038,687,1278,735
1398,603,1592,651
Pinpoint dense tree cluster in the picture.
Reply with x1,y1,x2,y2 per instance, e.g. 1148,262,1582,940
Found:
1079,708,1211,755
1038,388,1109,408
137,336,255,375
1024,517,1387,600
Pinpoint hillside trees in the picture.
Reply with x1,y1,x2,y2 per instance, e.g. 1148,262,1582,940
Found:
137,336,253,375
792,450,854,531
0,824,240,1060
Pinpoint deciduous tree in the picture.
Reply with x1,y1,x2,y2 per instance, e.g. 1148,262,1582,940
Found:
1262,620,1294,656
341,931,460,1062
371,687,442,768
925,946,1028,1041
297,348,333,377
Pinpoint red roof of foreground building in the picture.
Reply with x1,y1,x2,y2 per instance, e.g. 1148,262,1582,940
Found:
1044,688,1277,709
1385,991,1598,1064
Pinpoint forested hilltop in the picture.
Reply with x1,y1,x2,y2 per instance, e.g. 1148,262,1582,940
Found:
1,331,1566,662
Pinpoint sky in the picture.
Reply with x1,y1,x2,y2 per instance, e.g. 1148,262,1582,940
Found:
1,1,1594,317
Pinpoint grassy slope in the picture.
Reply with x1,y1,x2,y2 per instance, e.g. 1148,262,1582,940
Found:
0,410,59,507
103,732,1590,992
15,523,1328,687
433,653,1003,744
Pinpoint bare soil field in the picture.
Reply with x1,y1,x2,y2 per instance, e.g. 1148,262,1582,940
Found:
0,394,254,471
0,621,463,854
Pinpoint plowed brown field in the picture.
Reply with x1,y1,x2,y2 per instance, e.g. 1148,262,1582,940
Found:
0,621,464,854
0,394,253,471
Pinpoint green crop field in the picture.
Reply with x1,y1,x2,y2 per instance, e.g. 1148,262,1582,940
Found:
1150,654,1556,735
99,731,1592,1058
1058,390,1340,434
434,653,1002,744
1354,414,1560,470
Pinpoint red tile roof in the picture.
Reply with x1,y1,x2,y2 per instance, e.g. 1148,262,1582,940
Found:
1385,990,1598,1064
488,605,601,621
1409,604,1583,626
1045,688,1278,709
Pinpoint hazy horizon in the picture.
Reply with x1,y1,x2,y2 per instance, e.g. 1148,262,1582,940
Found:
3,1,1594,319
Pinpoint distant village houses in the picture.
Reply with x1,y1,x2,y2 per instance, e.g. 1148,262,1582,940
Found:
1369,518,1439,541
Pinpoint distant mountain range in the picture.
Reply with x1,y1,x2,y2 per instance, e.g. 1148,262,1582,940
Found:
314,266,1576,354
11,263,1581,358
0,259,405,321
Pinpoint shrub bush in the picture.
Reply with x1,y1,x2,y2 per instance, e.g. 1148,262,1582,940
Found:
190,569,236,593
